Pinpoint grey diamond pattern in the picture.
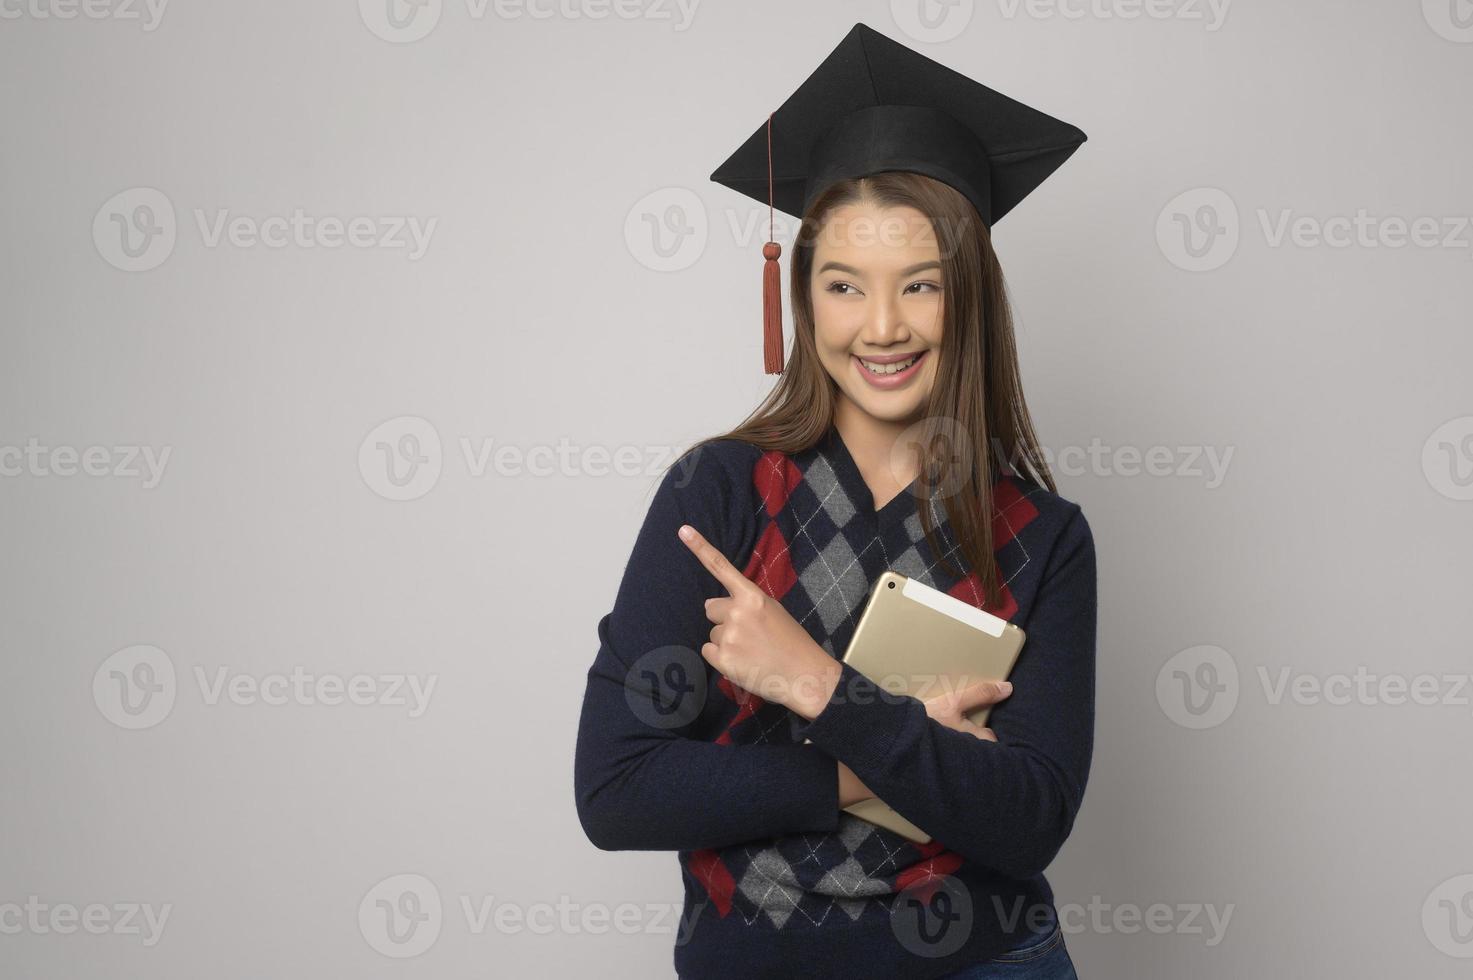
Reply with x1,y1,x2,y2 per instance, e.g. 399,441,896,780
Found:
799,532,869,634
723,439,978,930
739,812,907,929
801,455,857,527
736,847,806,929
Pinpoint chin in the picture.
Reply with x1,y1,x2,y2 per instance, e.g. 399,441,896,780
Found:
849,390,929,423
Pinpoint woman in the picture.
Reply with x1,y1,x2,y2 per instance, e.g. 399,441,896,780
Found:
574,23,1096,980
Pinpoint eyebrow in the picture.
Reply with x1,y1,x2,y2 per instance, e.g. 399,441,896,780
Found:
816,260,942,277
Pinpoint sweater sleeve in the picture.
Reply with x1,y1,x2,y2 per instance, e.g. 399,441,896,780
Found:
790,505,1098,879
573,442,843,852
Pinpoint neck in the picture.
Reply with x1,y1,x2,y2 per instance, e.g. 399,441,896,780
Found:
832,399,927,488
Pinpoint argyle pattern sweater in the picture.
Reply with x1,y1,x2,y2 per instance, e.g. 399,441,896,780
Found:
573,424,1097,979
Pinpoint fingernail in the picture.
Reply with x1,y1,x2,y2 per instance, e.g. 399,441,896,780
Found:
999,681,1013,694
678,525,693,541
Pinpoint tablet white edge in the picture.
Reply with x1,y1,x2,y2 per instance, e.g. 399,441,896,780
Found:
901,576,1008,638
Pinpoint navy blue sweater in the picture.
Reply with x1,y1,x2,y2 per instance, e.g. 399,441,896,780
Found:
573,424,1097,979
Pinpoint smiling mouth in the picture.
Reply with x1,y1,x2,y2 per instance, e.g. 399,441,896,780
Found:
856,351,925,376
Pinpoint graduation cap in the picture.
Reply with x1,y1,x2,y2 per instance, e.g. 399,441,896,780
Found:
709,22,1087,374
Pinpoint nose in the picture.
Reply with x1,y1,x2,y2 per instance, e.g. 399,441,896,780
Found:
863,289,911,346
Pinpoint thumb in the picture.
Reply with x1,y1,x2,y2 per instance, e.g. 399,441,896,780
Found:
953,678,1012,711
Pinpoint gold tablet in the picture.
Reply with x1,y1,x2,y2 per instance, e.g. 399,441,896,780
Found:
805,570,1027,844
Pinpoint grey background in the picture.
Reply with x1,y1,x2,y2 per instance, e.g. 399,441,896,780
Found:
2,1,1471,977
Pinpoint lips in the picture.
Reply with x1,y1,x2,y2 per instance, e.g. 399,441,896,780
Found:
853,350,928,389
862,351,918,369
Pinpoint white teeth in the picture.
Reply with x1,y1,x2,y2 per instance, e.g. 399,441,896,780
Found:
860,354,919,375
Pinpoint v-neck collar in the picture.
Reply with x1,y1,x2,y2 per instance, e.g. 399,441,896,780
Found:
818,422,924,531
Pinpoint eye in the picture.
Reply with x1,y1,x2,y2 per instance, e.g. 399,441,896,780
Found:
825,281,860,296
906,281,942,294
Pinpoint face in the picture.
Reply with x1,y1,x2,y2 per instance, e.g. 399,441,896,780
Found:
809,199,944,426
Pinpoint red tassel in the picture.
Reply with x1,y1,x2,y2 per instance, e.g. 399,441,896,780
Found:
762,241,783,374
759,111,784,375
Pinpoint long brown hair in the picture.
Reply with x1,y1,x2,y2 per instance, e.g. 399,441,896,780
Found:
682,171,1056,609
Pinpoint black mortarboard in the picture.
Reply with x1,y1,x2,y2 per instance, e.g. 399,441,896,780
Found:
709,22,1087,374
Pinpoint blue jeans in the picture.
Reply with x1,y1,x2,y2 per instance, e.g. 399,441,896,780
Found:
935,922,1078,979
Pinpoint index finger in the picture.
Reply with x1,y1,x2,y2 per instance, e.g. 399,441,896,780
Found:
677,524,752,597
